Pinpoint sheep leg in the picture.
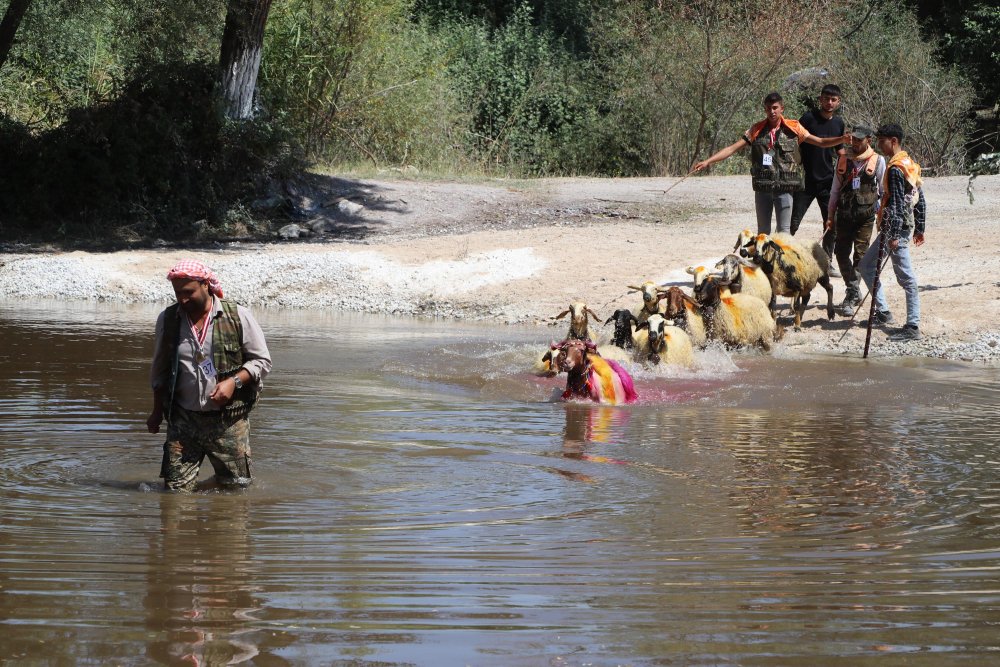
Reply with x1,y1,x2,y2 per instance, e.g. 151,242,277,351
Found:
769,294,777,321
818,274,835,320
795,291,810,331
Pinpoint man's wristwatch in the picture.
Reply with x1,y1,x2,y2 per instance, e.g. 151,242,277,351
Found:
232,375,244,389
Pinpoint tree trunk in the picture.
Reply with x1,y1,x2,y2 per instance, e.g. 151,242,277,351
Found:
0,0,33,72
217,0,273,120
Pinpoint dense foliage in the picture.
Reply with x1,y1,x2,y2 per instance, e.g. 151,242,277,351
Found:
0,0,991,243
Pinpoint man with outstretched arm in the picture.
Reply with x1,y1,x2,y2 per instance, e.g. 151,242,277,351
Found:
692,91,850,235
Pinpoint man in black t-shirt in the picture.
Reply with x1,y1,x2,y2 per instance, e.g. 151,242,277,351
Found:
789,84,846,274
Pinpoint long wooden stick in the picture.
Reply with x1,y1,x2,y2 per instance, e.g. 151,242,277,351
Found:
863,231,889,358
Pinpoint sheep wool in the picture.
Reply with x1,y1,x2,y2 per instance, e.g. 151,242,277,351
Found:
564,355,638,405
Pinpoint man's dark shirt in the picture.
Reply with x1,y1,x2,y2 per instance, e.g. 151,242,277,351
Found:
798,108,845,185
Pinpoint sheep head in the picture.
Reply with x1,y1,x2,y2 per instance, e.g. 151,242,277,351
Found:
555,301,601,340
734,228,755,256
698,275,734,307
605,309,638,349
661,286,696,318
552,338,595,373
628,281,662,313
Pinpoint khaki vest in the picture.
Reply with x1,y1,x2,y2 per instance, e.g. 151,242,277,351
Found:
162,299,259,424
835,153,880,221
750,127,804,193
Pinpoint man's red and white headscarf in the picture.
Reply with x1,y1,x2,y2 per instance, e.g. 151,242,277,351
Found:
166,259,224,298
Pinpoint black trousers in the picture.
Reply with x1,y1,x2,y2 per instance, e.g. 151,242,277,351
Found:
790,179,835,256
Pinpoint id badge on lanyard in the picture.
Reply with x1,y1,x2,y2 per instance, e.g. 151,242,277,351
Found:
189,313,217,379
762,126,778,168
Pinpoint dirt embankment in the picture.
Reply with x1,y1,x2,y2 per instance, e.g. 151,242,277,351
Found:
1,173,999,363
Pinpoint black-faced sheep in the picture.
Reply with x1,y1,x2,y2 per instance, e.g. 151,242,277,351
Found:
741,233,834,330
605,309,638,349
697,275,781,350
633,313,695,368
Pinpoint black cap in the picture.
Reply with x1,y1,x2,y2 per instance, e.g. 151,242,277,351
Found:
850,125,874,139
875,123,904,141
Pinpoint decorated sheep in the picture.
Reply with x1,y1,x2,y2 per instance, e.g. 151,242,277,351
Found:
550,339,638,405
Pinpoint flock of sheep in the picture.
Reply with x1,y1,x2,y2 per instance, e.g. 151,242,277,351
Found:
537,229,838,403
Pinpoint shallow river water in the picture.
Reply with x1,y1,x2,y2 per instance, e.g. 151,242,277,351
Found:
1,300,999,666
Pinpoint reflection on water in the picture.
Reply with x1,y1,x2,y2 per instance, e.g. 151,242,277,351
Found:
144,493,276,665
1,300,1000,665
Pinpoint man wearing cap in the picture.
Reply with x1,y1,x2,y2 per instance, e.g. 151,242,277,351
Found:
147,259,272,491
858,123,927,341
692,91,850,235
789,84,846,276
827,124,885,316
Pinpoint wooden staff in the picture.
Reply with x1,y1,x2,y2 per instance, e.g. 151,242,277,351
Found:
863,231,889,358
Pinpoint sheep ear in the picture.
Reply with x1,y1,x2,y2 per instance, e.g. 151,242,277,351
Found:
604,315,615,325
586,307,601,322
554,309,570,320
685,266,695,275
636,321,650,330
626,285,642,292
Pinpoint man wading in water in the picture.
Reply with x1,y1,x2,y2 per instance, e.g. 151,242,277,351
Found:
147,260,272,491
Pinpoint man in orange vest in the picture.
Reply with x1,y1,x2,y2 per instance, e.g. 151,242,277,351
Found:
693,92,850,235
827,125,885,316
858,123,926,341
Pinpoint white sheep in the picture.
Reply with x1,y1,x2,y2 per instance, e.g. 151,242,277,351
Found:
554,301,602,341
741,233,834,330
633,313,695,368
713,253,774,313
698,275,781,350
627,281,665,324
685,264,712,292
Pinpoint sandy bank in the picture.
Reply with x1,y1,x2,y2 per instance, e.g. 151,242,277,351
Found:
2,174,999,364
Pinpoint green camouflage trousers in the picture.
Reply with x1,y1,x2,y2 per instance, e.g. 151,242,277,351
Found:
160,405,252,491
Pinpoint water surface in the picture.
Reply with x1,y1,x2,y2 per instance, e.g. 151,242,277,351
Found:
1,300,999,665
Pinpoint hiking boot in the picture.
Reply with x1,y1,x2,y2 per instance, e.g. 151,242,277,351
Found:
859,310,894,327
889,324,922,341
838,297,860,317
